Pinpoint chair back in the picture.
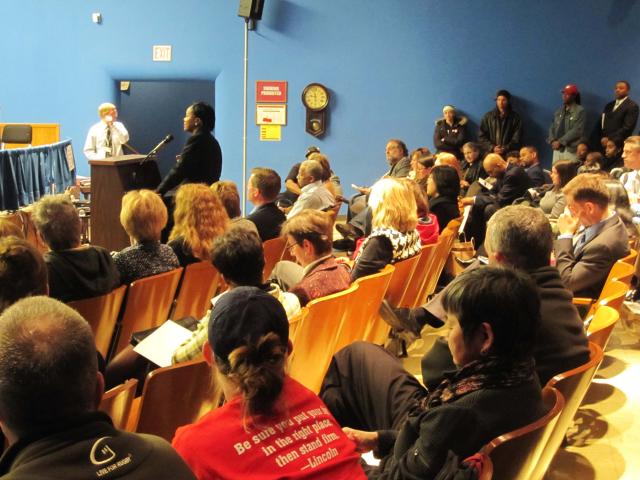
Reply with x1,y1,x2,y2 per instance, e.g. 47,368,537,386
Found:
419,220,461,302
1,124,32,147
606,260,635,287
133,359,216,441
68,285,127,358
480,386,564,480
620,248,637,265
262,236,286,281
113,268,183,357
587,304,620,350
399,243,437,308
532,342,604,480
99,379,138,430
335,265,394,351
172,262,221,319
288,284,359,393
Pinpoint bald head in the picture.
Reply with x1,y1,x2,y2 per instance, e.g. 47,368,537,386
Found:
0,297,99,438
483,154,508,177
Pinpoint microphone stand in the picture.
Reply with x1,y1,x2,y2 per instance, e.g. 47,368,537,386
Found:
139,135,173,165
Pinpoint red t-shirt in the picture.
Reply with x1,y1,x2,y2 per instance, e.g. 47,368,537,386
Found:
173,376,366,480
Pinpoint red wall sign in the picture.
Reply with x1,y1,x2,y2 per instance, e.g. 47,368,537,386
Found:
256,81,288,103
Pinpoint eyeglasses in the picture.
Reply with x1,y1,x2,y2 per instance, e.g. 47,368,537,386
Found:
286,241,301,252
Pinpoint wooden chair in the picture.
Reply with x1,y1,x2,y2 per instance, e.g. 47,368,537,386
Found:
479,386,564,480
364,255,421,344
417,225,458,305
68,285,127,358
99,378,138,430
171,261,221,320
288,284,359,393
399,243,438,308
531,342,604,480
262,236,286,281
128,359,216,441
573,275,630,319
620,248,637,265
112,268,184,357
586,305,620,350
334,264,394,351
606,260,635,287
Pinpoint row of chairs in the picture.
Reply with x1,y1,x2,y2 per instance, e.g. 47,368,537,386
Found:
287,218,462,392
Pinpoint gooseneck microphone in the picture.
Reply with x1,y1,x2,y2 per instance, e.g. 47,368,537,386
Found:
140,134,174,164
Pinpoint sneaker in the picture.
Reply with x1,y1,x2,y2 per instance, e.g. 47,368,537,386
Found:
333,238,356,251
336,223,363,241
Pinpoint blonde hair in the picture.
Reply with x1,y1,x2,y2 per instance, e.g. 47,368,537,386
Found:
368,178,418,232
169,184,229,261
98,102,116,117
119,190,167,242
562,174,610,209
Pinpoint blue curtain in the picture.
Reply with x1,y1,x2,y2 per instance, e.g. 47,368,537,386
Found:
0,140,76,210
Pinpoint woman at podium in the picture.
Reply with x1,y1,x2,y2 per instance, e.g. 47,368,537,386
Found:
156,101,222,196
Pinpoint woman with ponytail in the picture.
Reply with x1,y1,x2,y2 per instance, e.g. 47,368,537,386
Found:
172,287,365,479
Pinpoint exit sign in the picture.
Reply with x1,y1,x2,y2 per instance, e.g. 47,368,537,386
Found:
153,45,172,62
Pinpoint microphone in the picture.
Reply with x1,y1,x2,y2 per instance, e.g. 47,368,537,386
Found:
140,134,174,164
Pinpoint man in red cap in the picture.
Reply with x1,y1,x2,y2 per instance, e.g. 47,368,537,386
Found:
548,84,585,163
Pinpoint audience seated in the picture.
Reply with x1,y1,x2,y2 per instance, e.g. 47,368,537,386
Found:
602,138,624,172
548,83,585,163
427,165,461,230
246,167,287,241
172,229,300,365
620,136,640,221
320,267,544,479
168,183,228,266
0,236,48,314
308,151,343,198
539,160,579,219
113,189,180,284
434,152,462,178
478,89,523,155
351,178,421,281
172,287,366,479
555,174,630,298
414,206,590,388
433,105,467,158
403,179,439,245
604,179,639,241
211,180,259,235
412,149,435,192
460,141,487,195
576,142,589,164
286,160,335,219
0,297,196,479
462,153,532,246
32,194,120,302
520,146,552,187
277,145,320,208
578,151,605,174
271,210,350,306
408,147,433,182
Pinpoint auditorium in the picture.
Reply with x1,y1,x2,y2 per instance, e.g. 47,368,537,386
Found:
1,1,639,478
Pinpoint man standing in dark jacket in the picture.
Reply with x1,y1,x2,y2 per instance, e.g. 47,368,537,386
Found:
478,89,523,156
0,297,196,479
596,81,639,150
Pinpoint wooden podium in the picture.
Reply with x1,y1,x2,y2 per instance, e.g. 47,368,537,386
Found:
89,155,161,252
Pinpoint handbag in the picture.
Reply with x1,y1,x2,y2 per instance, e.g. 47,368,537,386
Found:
445,233,476,277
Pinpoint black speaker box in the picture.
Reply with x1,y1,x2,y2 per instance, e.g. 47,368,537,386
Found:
238,0,265,20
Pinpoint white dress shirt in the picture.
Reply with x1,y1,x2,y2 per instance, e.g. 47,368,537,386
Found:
83,121,129,160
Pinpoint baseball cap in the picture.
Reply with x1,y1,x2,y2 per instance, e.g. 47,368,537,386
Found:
562,84,579,95
305,146,320,158
208,286,289,363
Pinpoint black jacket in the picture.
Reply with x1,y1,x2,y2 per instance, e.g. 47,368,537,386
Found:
429,196,460,230
478,108,522,153
420,264,590,388
433,116,467,156
0,412,196,479
45,246,120,302
475,163,532,209
246,202,287,241
598,97,639,144
157,130,222,195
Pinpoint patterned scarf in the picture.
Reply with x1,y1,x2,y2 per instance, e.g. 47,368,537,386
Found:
355,227,421,263
420,356,536,410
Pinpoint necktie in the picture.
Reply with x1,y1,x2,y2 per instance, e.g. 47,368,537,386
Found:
105,126,112,157
574,231,587,254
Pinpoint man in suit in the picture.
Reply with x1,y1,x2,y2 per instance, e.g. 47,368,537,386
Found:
520,146,551,187
555,173,629,298
246,167,286,241
597,81,639,149
461,153,532,246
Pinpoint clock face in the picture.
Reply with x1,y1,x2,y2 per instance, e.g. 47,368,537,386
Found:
303,84,329,111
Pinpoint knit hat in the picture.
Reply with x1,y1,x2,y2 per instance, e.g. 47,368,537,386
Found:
442,105,456,114
495,89,512,100
208,286,289,363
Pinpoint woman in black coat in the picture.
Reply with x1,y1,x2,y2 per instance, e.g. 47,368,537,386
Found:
427,165,461,229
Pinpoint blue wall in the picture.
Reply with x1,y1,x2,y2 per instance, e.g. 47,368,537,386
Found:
2,0,640,192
